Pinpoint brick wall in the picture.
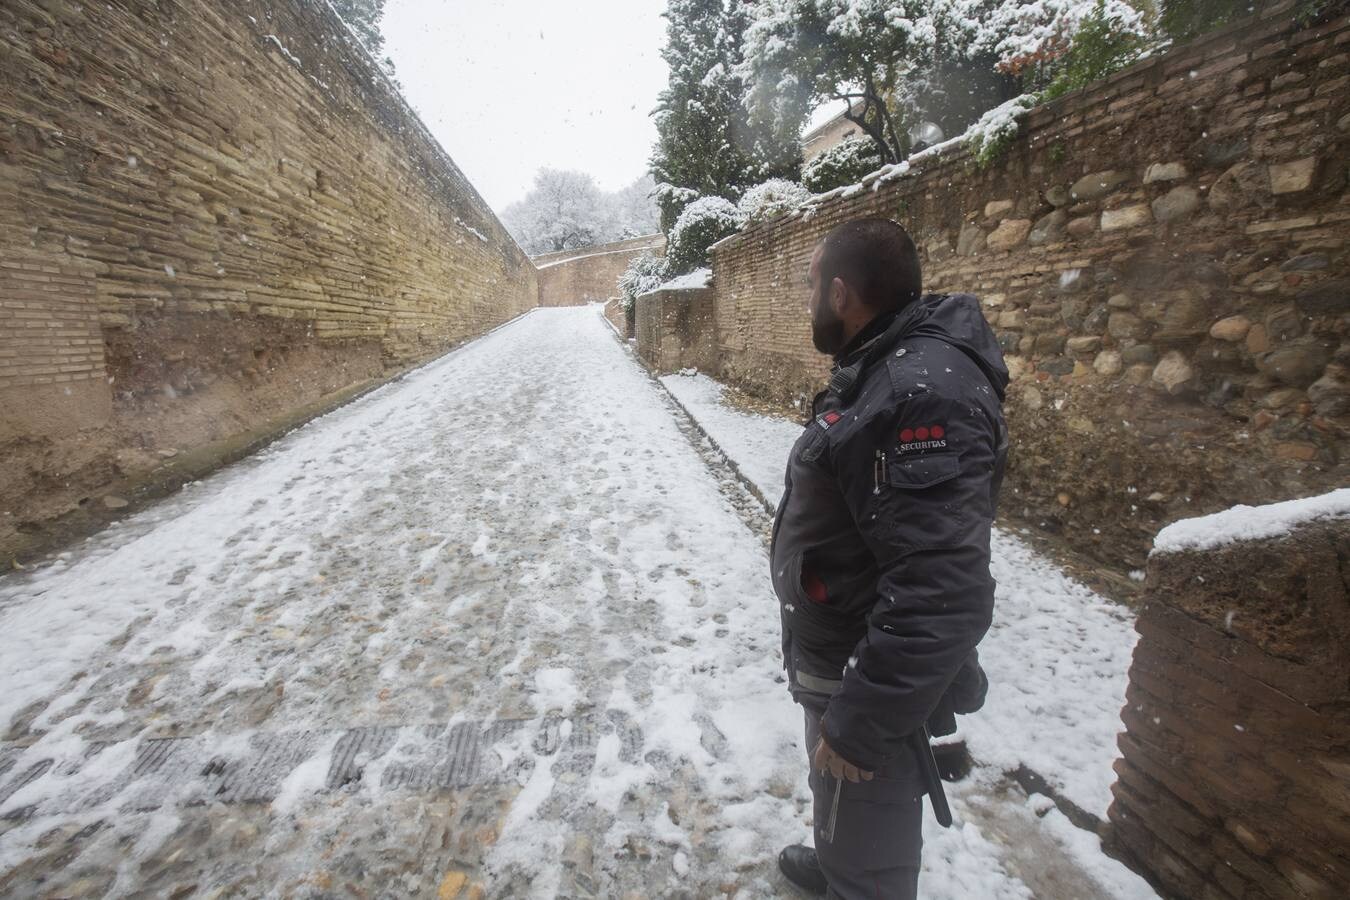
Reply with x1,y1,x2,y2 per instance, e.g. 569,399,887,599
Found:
0,247,113,443
635,287,716,374
0,0,536,562
1109,511,1350,899
708,2,1350,571
536,234,664,307
601,299,633,339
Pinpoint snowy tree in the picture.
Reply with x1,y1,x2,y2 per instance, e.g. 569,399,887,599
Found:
650,0,801,230
329,0,398,77
502,169,610,255
330,0,386,55
738,1,1151,164
605,175,662,240
502,171,661,255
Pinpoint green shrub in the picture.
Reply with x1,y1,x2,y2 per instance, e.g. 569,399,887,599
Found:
737,178,813,225
1044,1,1149,101
801,138,884,193
966,94,1040,171
617,253,668,312
665,197,743,274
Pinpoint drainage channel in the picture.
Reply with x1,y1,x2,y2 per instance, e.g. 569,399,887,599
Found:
0,711,643,822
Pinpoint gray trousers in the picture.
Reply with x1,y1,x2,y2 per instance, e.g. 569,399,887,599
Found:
802,698,923,900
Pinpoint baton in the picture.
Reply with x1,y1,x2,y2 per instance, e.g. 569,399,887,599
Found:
911,725,953,827
825,774,843,842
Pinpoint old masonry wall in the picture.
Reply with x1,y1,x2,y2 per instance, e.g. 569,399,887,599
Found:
0,0,537,564
707,1,1350,572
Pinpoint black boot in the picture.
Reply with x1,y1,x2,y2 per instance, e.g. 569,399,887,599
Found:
778,844,828,896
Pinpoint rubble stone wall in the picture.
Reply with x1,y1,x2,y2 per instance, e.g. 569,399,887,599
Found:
536,234,665,307
0,0,536,563
1109,514,1350,899
708,1,1350,570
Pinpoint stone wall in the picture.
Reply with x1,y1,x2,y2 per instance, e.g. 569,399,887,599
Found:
635,286,716,375
0,0,536,564
708,1,1350,571
601,298,633,339
536,234,665,307
1109,507,1350,899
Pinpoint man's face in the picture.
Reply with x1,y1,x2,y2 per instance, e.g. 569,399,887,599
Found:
807,245,845,355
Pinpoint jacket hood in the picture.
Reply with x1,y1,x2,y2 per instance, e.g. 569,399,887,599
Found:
899,292,1009,402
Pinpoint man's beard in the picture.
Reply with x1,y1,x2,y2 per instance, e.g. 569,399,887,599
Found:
811,290,846,355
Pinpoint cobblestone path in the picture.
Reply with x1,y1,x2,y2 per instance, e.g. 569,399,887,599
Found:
0,307,824,898
0,306,1089,899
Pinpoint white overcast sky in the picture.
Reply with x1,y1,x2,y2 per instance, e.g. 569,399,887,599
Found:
381,0,670,213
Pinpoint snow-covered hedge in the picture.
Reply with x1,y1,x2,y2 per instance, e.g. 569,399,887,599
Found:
737,178,813,226
653,182,702,232
966,94,1039,170
802,137,884,193
617,252,669,312
666,197,744,274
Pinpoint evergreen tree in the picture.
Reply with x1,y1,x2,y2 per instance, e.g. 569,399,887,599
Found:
330,0,390,63
650,0,801,231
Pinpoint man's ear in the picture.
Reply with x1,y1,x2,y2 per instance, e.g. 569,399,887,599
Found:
829,276,848,314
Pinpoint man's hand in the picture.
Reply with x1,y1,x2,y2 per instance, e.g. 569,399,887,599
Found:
813,731,873,783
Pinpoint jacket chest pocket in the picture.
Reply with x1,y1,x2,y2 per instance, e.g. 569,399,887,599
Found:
887,452,958,488
875,452,970,551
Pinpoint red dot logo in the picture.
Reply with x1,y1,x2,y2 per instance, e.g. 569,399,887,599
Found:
916,426,930,441
900,428,915,442
931,425,945,439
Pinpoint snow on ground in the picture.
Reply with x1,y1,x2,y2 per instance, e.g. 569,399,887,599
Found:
661,367,1155,899
1152,486,1350,554
661,371,802,508
976,534,1138,819
0,306,1065,897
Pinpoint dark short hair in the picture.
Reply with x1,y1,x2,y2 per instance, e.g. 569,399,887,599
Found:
818,218,922,312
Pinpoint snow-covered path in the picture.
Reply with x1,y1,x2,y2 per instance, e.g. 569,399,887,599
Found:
662,371,1158,900
0,306,1147,898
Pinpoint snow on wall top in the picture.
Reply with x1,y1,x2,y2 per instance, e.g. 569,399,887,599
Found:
643,268,712,294
1151,488,1350,556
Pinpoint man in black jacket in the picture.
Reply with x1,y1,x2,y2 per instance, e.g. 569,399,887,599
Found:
771,218,1008,898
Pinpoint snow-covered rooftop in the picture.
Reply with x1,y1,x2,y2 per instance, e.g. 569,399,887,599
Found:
1152,488,1350,555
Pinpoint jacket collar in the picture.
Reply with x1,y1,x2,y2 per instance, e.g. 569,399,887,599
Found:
832,309,900,368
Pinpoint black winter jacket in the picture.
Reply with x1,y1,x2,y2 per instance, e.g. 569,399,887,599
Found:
769,292,1009,771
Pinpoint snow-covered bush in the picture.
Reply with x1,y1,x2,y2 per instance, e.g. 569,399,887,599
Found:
617,252,669,312
737,178,813,225
665,197,744,274
965,94,1039,170
977,0,1149,77
801,138,884,193
1042,1,1150,100
739,1,1156,164
653,183,702,234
